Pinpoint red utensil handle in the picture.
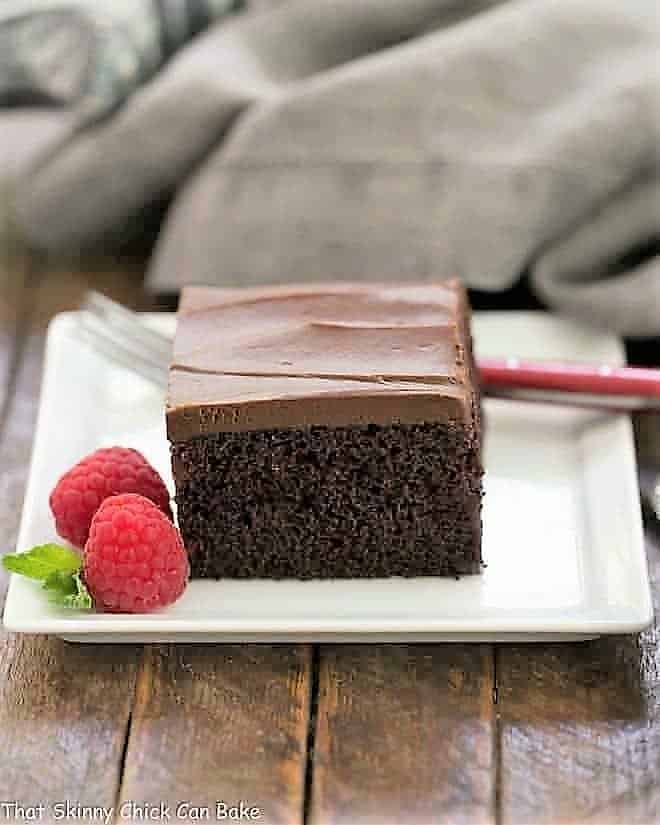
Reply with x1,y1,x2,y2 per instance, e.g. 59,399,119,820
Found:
477,357,660,398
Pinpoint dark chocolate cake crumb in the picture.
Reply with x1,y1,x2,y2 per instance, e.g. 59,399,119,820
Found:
172,421,483,580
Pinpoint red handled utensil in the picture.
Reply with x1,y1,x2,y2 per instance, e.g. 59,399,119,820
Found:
478,357,660,412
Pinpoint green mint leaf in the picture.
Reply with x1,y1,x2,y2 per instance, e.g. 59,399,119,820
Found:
4,544,92,611
43,570,78,597
45,573,92,610
63,574,93,610
3,544,82,581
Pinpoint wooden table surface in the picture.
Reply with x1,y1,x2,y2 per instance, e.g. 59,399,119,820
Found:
1,250,659,825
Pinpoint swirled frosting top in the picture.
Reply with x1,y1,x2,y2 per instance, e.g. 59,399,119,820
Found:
167,281,475,439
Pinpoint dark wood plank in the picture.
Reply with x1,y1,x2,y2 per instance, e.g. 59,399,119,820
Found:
0,316,44,605
0,638,140,816
0,240,33,605
0,264,144,814
636,412,660,467
310,644,496,825
0,234,28,429
26,257,157,325
497,532,660,825
118,644,312,825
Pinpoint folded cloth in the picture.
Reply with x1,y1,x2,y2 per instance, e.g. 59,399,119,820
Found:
0,0,242,118
532,177,660,338
0,107,75,252
8,0,660,336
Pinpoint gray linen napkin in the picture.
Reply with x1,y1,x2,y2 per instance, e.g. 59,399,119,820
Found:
532,177,660,337
0,0,242,117
7,0,660,335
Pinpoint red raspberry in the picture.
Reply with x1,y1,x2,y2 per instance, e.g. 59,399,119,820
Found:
84,493,189,613
50,447,172,547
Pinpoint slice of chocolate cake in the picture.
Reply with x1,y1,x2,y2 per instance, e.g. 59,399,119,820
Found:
167,282,483,579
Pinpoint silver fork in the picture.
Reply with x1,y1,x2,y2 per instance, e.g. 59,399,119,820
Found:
78,291,172,389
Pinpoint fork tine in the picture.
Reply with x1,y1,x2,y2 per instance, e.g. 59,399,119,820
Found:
83,291,174,358
77,314,169,389
77,292,171,389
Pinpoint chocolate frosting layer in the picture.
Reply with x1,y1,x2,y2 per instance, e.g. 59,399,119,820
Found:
167,281,475,439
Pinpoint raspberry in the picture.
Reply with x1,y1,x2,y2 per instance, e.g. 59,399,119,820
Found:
84,493,189,613
50,447,172,547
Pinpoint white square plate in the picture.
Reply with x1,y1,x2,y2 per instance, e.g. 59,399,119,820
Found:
3,312,653,642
